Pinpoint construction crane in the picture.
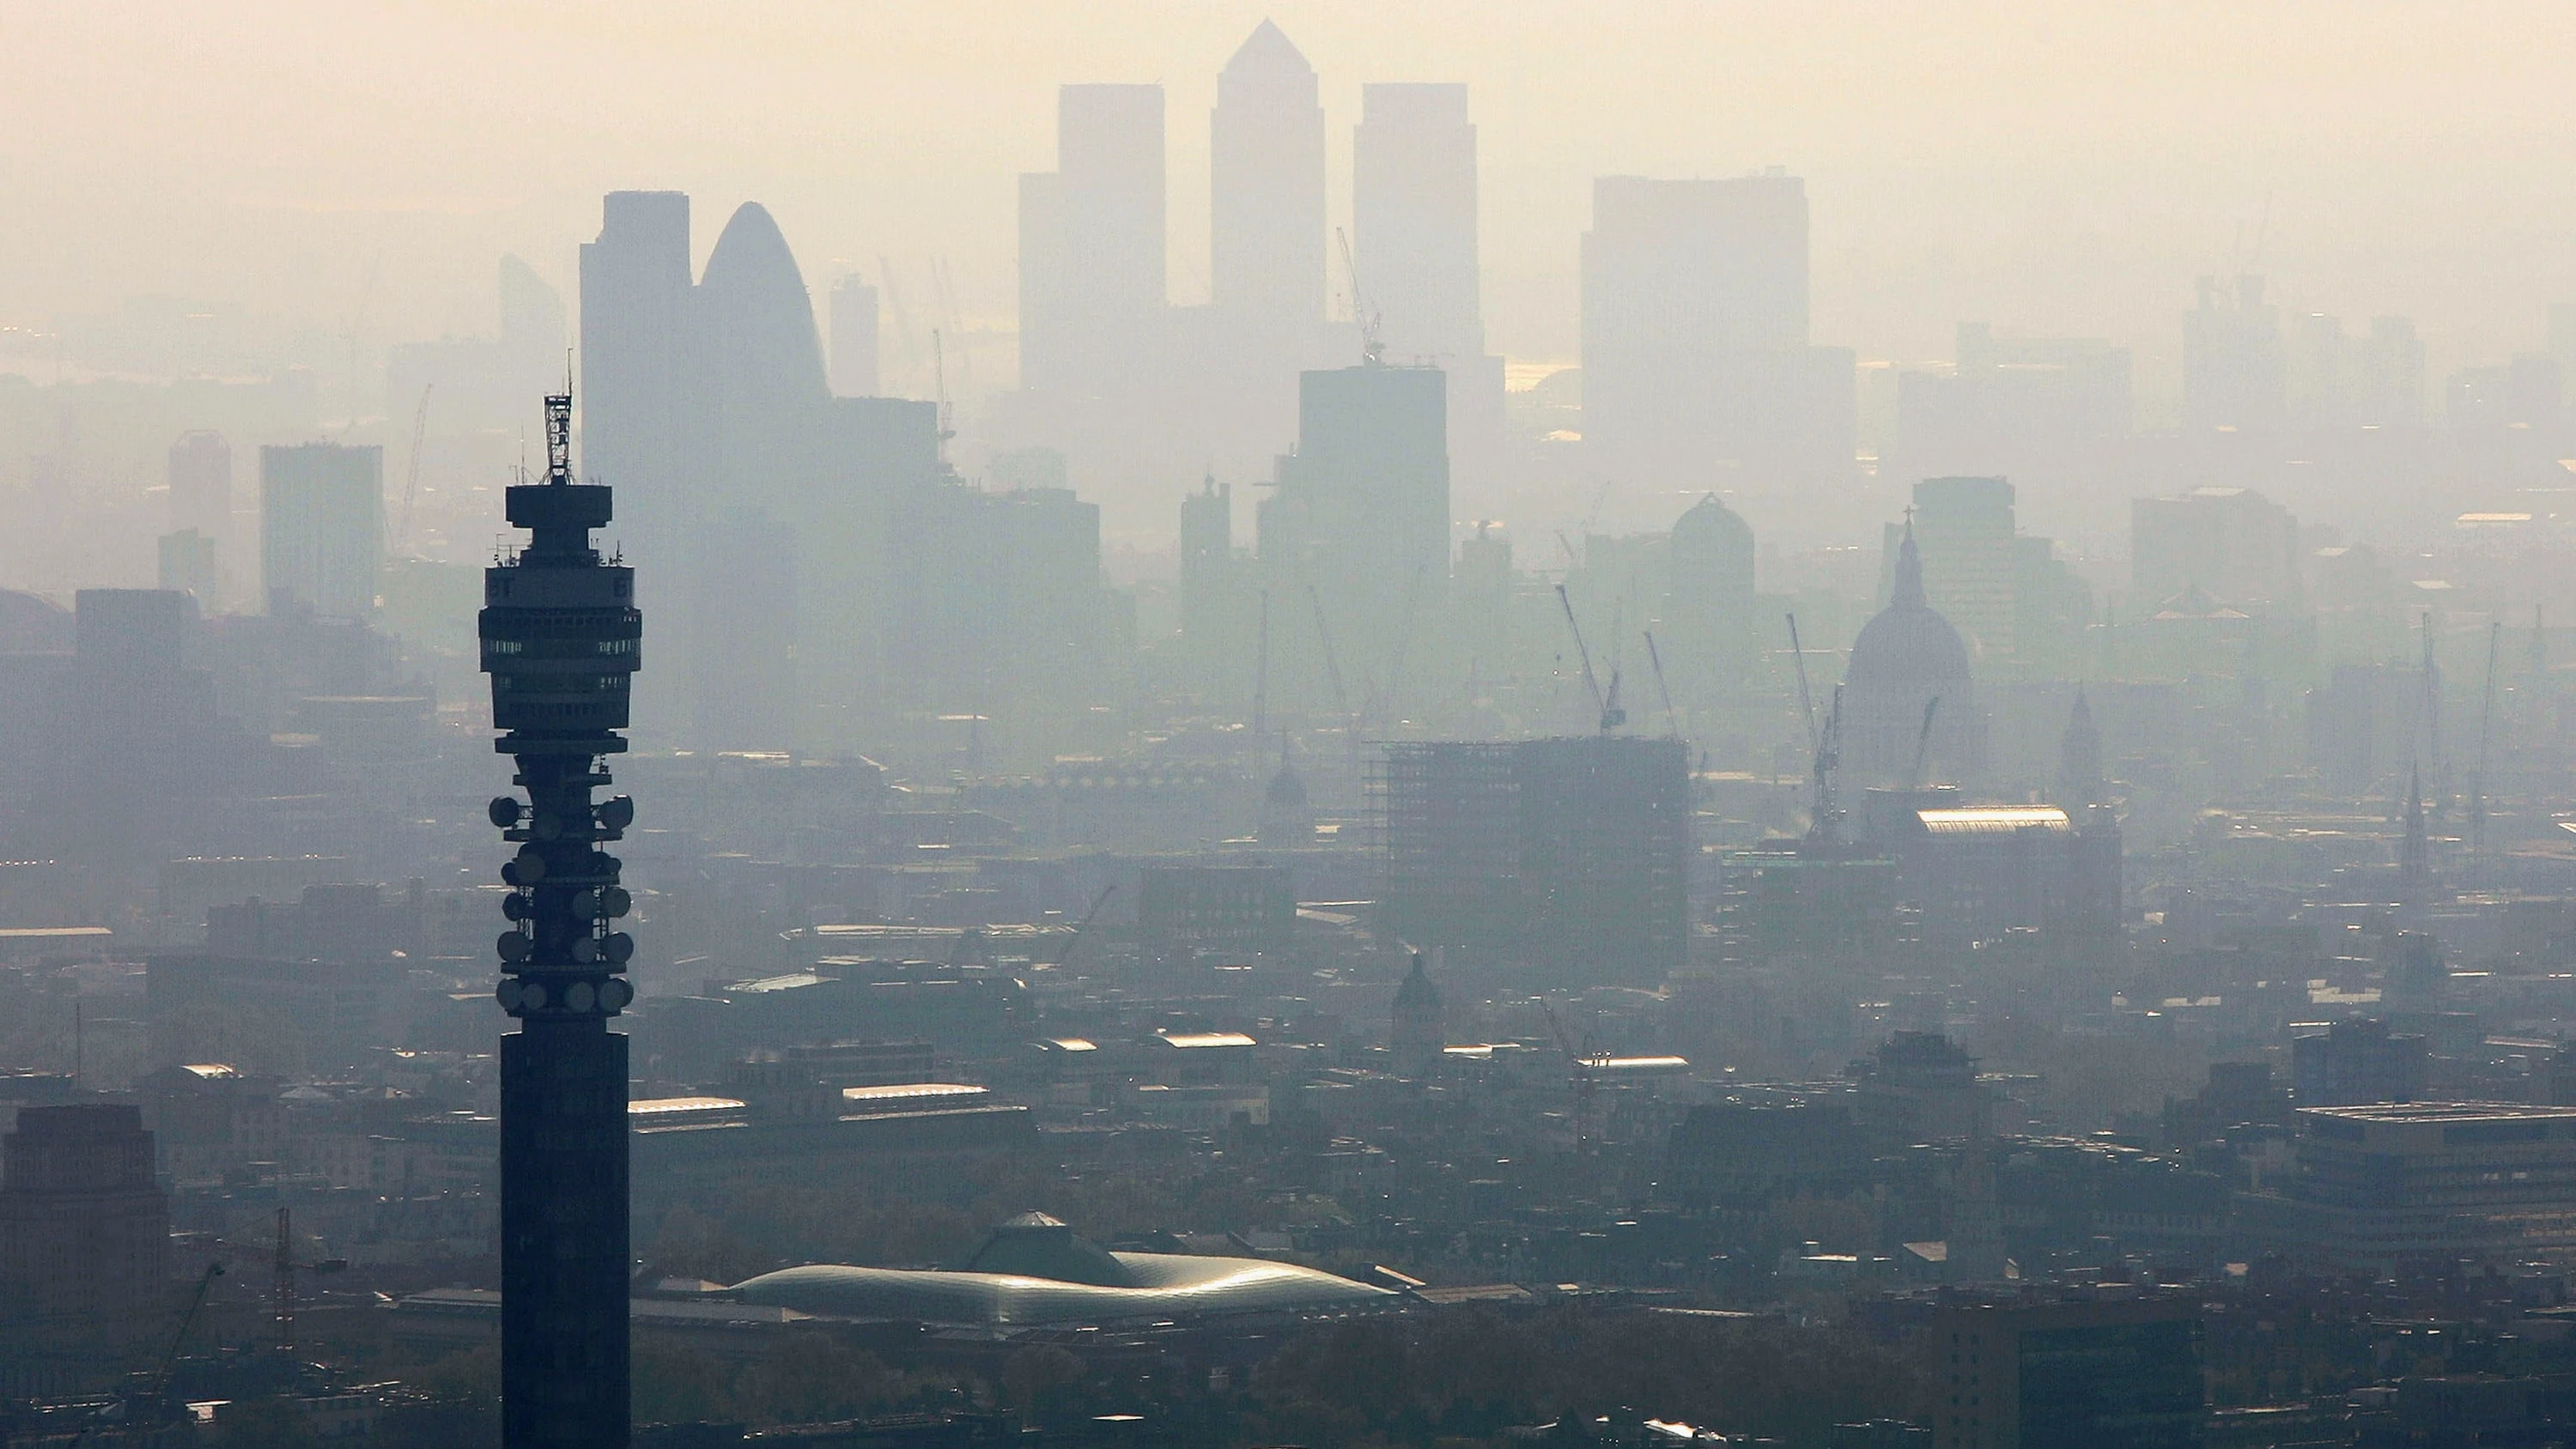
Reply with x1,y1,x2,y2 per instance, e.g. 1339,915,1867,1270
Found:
1308,585,1358,772
2421,611,2445,815
931,256,976,400
332,251,382,437
878,255,925,388
1786,613,1845,844
1905,696,1943,792
1554,583,1624,733
1053,884,1117,971
1378,562,1431,730
392,384,430,553
1643,630,1680,738
64,1263,225,1449
1251,588,1270,740
155,1262,222,1404
1335,227,1382,365
1540,1000,1601,1155
274,1205,298,1352
1786,614,1820,757
930,329,957,467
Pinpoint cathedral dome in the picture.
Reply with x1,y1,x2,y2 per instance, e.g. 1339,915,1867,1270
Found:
1670,494,1753,561
1264,761,1308,810
1393,953,1441,1013
1847,528,1971,696
1841,525,1979,786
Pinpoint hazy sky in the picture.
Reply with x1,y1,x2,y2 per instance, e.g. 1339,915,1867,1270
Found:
6,1,2576,385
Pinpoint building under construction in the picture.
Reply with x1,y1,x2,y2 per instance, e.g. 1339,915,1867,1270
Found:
1381,736,1689,984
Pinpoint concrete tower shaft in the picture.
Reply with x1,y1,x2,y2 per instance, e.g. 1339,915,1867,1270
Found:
479,391,641,1449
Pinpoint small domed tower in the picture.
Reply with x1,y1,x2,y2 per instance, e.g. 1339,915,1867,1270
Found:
1390,953,1444,1076
1258,734,1314,844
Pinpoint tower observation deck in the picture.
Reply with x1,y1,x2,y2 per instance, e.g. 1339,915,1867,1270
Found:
480,391,640,1448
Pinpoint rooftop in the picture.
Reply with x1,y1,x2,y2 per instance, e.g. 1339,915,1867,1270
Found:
1917,807,2071,836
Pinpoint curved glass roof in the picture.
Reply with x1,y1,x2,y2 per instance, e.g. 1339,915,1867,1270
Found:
733,1250,1389,1326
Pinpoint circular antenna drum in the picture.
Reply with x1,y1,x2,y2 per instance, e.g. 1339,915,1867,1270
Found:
487,797,522,829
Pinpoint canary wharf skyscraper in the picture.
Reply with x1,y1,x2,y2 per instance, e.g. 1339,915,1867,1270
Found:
480,391,640,1449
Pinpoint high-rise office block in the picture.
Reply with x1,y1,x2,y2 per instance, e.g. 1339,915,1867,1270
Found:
1212,21,1324,334
1355,82,1505,470
0,1104,171,1330
499,252,568,385
1382,736,1690,984
2131,486,2300,610
830,273,882,397
480,393,641,1449
1258,361,1449,711
1355,83,1482,365
2287,311,2423,431
1023,84,1166,395
260,442,382,619
1930,1293,2203,1449
1581,173,1852,482
2183,273,2286,433
579,191,693,549
1893,323,2131,479
158,530,220,601
690,511,796,753
167,429,230,539
1900,476,2019,661
1665,494,1759,682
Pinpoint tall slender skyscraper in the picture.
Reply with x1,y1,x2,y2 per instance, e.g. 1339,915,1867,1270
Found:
259,441,381,619
1354,82,1481,365
167,430,231,540
1212,21,1324,333
481,392,641,1449
579,191,692,537
830,273,881,398
1022,84,1165,395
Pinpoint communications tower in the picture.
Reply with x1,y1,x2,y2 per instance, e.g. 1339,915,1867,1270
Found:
480,391,641,1448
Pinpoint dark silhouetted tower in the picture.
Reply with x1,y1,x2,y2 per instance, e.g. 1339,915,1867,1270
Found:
0,1104,171,1332
480,392,641,1449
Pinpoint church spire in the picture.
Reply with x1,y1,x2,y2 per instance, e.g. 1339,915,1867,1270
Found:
2059,686,2103,807
2400,761,2433,901
1892,518,1927,609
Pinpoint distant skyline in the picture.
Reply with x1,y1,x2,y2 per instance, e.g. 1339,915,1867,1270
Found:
6,2,2576,389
